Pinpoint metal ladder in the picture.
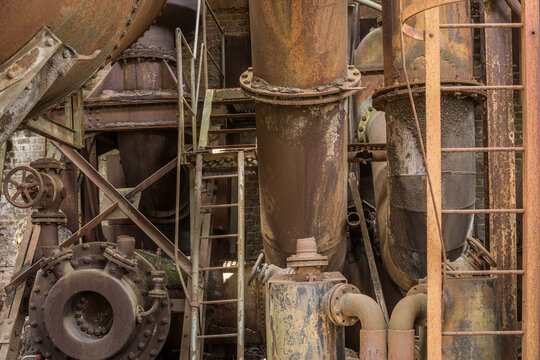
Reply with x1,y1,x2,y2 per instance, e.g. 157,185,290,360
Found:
403,0,539,358
188,150,245,360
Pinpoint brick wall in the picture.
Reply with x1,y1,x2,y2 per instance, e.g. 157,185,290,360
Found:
206,0,250,89
0,130,46,308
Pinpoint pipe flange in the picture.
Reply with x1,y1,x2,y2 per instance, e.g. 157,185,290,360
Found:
42,248,73,274
30,158,65,174
325,283,361,326
240,66,362,106
31,211,67,225
372,80,486,109
104,246,138,271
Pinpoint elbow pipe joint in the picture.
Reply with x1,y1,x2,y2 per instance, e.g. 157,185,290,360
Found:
324,283,387,360
388,293,427,360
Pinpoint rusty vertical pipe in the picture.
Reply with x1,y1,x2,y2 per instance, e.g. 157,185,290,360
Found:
243,0,358,270
373,0,477,289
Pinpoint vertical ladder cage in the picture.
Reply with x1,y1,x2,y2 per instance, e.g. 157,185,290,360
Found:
400,0,539,358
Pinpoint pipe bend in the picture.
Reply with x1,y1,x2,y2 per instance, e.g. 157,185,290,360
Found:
340,292,386,331
389,293,427,330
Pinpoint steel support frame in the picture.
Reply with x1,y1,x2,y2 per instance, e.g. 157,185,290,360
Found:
483,0,517,357
424,8,443,360
420,0,539,359
54,142,192,274
520,0,539,358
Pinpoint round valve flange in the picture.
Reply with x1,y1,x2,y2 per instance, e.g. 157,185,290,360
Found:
466,236,497,268
3,166,44,208
325,283,361,327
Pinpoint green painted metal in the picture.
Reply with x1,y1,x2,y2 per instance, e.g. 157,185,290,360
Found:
198,89,215,149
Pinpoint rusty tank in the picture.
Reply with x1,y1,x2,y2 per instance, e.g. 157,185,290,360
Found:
0,0,166,117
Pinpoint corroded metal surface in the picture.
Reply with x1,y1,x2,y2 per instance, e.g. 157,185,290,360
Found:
372,90,476,288
266,271,346,360
29,240,171,359
248,0,347,88
256,101,348,270
0,0,166,116
382,0,473,86
441,277,500,360
247,0,352,271
483,1,517,359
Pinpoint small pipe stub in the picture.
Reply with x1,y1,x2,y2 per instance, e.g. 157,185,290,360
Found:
286,237,329,270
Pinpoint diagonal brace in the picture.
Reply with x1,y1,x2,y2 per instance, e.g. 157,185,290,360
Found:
54,142,192,274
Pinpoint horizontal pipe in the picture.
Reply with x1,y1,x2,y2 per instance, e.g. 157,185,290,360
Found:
440,23,522,28
348,150,387,163
442,330,524,336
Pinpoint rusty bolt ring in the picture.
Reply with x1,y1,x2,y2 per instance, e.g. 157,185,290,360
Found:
325,283,361,327
3,166,44,208
42,269,138,359
240,68,362,106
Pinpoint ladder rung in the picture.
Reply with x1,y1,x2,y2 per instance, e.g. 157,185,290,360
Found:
202,173,238,180
442,85,524,91
442,146,525,153
201,298,238,305
209,128,256,134
210,113,255,119
442,209,525,214
442,330,524,336
199,265,239,271
446,270,525,275
440,23,522,29
197,333,237,339
201,203,238,209
200,234,238,239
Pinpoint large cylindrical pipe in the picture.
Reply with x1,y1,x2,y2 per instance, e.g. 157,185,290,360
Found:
247,0,350,270
373,0,477,289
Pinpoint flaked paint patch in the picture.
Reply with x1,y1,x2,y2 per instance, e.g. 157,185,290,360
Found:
324,112,341,161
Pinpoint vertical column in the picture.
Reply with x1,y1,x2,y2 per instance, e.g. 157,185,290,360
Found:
483,1,517,358
425,8,443,360
521,0,540,358
237,151,245,360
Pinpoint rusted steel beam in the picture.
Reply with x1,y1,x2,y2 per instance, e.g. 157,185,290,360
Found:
348,172,389,324
483,1,518,357
521,0,540,358
425,7,443,360
54,142,192,275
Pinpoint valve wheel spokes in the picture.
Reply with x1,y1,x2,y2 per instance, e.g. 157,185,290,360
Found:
3,166,44,208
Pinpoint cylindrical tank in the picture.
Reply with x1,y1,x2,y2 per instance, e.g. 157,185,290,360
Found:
266,271,347,359
441,277,500,360
0,0,167,116
373,0,478,289
266,237,347,359
246,0,351,271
